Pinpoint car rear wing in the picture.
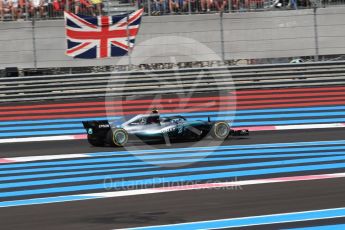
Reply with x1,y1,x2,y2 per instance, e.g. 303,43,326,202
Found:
82,120,111,131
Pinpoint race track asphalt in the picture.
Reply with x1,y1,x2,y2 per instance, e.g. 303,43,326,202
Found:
1,127,345,230
1,128,344,158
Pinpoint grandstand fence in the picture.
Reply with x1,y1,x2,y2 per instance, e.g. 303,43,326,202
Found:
0,7,345,69
2,0,345,21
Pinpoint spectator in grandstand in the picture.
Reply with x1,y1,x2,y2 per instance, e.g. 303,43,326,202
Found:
52,0,72,17
230,0,239,10
137,0,144,10
47,0,61,17
152,0,167,15
90,0,102,15
214,0,226,11
74,0,94,15
43,0,56,18
30,0,45,18
187,0,199,13
52,0,60,11
300,0,310,8
287,0,297,9
11,0,23,20
200,0,212,12
236,0,250,10
271,0,284,8
0,0,14,20
0,0,7,21
169,0,186,13
169,0,177,13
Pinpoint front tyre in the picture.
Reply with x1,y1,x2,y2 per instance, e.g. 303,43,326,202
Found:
112,128,128,147
210,122,230,140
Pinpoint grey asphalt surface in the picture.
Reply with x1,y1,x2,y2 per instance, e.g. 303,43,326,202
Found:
1,127,345,230
1,128,345,158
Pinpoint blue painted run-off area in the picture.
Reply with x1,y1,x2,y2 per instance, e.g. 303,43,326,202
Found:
1,105,345,137
126,207,345,229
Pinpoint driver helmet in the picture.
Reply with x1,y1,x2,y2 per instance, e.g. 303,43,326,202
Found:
152,107,159,114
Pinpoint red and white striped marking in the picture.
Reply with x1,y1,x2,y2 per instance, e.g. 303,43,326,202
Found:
0,159,15,163
0,134,86,144
234,123,345,131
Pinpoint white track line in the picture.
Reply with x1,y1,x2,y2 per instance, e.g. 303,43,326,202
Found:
1,172,345,208
0,134,86,144
2,139,345,163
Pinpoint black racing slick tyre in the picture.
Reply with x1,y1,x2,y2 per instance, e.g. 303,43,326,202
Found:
87,134,104,147
106,130,114,146
112,128,128,147
210,122,230,140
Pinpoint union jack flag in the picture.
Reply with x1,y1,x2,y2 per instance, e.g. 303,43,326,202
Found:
64,9,144,59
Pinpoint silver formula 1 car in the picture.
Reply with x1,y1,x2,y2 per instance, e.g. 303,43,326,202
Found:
82,113,249,147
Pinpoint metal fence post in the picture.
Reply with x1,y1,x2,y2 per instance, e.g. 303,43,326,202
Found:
107,0,110,15
219,12,225,63
188,0,192,14
25,1,29,21
147,0,151,16
66,0,69,11
32,17,37,68
313,5,319,62
126,13,132,70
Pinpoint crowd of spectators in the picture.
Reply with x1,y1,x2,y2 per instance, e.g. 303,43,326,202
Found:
0,0,103,21
148,0,231,14
0,0,335,21
147,0,315,15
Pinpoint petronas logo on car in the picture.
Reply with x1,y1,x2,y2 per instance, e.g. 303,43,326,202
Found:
161,127,176,133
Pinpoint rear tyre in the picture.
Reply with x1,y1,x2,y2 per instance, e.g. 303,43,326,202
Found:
210,122,230,140
106,130,114,146
112,128,128,147
87,134,104,147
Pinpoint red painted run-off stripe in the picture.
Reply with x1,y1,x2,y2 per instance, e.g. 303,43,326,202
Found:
235,86,345,95
1,100,345,121
1,86,344,111
2,89,345,115
236,91,345,99
1,95,345,117
1,86,345,121
0,96,235,111
0,101,236,116
0,159,14,163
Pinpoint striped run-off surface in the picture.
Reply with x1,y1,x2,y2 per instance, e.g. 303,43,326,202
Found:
122,207,345,230
1,140,345,207
1,86,345,140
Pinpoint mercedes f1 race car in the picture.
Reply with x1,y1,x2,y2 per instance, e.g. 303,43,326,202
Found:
82,112,249,147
